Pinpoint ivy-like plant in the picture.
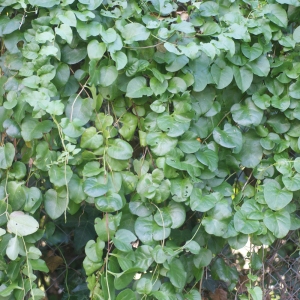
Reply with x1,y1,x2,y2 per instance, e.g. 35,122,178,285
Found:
1,0,300,299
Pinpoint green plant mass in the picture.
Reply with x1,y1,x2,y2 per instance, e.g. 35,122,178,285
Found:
1,0,300,299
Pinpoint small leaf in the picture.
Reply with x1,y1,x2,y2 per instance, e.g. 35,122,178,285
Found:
6,236,20,260
0,143,15,169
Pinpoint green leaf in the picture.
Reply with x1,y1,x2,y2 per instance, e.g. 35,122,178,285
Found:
150,77,168,96
95,191,124,212
213,124,242,153
21,119,52,141
122,23,150,44
178,131,201,154
248,56,270,77
49,165,73,187
146,132,178,156
126,77,153,98
264,4,288,27
111,51,128,70
264,180,293,211
195,148,218,171
190,190,221,212
107,139,133,160
99,66,118,87
170,178,193,202
235,130,263,168
231,99,263,126
241,43,263,61
28,0,59,7
119,113,138,141
6,236,19,261
289,79,300,99
112,229,136,252
157,114,190,137
202,217,228,236
248,287,263,300
233,65,253,93
7,211,39,237
199,1,219,16
0,143,14,169
80,127,103,149
116,289,136,300
211,64,233,89
263,209,290,238
44,188,68,219
234,210,260,234
87,40,106,60
61,44,87,64
193,248,213,268
168,77,187,93
83,177,109,197
282,174,300,191
94,213,121,242
55,24,73,44
168,259,187,290
65,96,94,126
293,26,300,43
136,278,153,295
211,258,239,286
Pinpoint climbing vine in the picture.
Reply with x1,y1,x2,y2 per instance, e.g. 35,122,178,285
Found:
1,0,300,299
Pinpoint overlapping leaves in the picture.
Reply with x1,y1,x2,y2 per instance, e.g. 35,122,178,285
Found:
1,0,300,299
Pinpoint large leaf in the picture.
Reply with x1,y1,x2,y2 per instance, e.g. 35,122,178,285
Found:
233,65,253,93
235,130,263,168
83,177,109,197
231,99,263,126
7,211,39,237
126,77,153,98
195,148,218,171
107,139,133,160
44,188,68,219
112,229,137,252
95,191,124,212
263,209,290,238
264,180,293,211
264,4,288,27
21,119,52,141
122,23,150,44
213,124,242,153
146,132,177,156
234,210,260,234
168,259,187,290
28,0,59,7
211,64,233,89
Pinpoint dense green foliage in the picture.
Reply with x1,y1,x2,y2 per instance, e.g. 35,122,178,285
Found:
1,0,300,299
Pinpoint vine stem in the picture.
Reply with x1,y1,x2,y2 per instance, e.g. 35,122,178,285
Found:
151,203,166,248
21,236,35,300
70,76,90,122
